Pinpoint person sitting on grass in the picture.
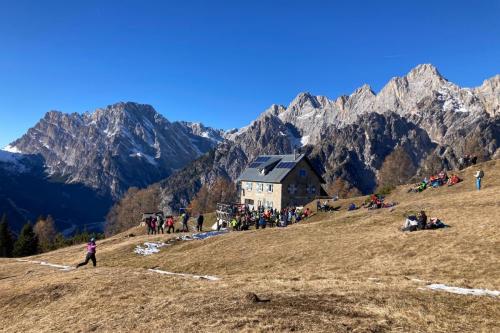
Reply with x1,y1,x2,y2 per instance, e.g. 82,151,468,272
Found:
447,174,461,186
402,215,419,232
438,170,448,183
76,238,97,268
426,217,448,229
417,211,427,230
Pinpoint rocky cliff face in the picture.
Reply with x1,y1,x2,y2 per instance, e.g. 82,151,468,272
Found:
7,102,224,198
153,64,500,214
3,64,499,231
268,64,499,146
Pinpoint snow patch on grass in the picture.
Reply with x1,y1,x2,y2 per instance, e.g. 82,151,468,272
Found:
426,284,499,297
149,269,220,281
16,259,74,271
134,242,167,256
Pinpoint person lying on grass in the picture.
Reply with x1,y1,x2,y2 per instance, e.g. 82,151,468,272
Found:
402,211,448,232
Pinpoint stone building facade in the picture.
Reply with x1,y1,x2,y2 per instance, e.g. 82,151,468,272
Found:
237,154,325,210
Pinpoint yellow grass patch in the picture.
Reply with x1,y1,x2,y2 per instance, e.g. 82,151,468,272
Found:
1,161,499,332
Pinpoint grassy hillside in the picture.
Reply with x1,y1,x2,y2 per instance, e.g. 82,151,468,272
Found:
1,160,499,332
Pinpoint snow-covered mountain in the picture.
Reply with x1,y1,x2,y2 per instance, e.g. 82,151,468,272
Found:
5,102,224,198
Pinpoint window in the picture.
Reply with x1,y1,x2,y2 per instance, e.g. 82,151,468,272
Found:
267,184,273,192
299,169,307,177
288,184,297,194
245,182,253,191
257,183,264,192
307,185,317,194
265,200,273,209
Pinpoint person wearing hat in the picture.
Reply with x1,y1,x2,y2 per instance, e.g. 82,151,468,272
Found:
76,238,97,268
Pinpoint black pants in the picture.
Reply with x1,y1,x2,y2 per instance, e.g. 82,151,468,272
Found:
167,225,174,234
196,223,203,232
77,253,96,267
158,226,164,234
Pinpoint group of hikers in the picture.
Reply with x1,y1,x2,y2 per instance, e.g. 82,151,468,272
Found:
315,195,397,213
402,210,448,232
143,212,205,234
362,194,398,210
76,164,489,268
410,168,485,193
458,154,478,170
410,170,461,193
228,205,311,231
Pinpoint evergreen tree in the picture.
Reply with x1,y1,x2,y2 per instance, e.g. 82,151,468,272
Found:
13,222,39,257
0,214,15,257
53,233,68,250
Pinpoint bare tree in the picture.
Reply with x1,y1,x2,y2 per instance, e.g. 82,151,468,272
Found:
105,185,161,236
326,178,362,199
189,177,237,215
377,147,417,189
33,215,57,252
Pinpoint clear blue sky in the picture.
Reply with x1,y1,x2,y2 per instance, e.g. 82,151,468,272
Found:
0,0,499,147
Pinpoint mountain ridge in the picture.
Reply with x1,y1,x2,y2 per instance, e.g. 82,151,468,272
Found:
2,64,499,231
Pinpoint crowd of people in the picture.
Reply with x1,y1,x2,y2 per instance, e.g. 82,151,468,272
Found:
402,210,448,232
362,194,398,210
228,205,311,231
139,168,486,237
458,154,478,169
409,170,462,193
143,212,197,234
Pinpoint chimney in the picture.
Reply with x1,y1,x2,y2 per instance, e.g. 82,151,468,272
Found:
293,148,297,160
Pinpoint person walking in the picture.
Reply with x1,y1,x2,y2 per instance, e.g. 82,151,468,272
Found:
166,216,175,234
475,169,484,190
146,217,153,235
76,238,97,268
157,215,164,234
196,214,204,232
150,217,157,235
181,212,189,232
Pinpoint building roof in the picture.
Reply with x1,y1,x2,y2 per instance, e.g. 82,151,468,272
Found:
236,154,325,184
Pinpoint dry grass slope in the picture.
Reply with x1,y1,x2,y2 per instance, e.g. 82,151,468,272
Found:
1,161,499,332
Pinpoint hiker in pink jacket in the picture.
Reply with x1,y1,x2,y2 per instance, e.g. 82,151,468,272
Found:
76,238,97,268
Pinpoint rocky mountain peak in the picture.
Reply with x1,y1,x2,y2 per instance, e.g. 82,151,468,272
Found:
352,84,375,97
7,102,223,198
288,92,321,109
406,63,445,82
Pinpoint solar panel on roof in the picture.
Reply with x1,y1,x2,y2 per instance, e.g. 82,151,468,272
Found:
276,162,295,169
255,156,271,163
249,162,262,168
